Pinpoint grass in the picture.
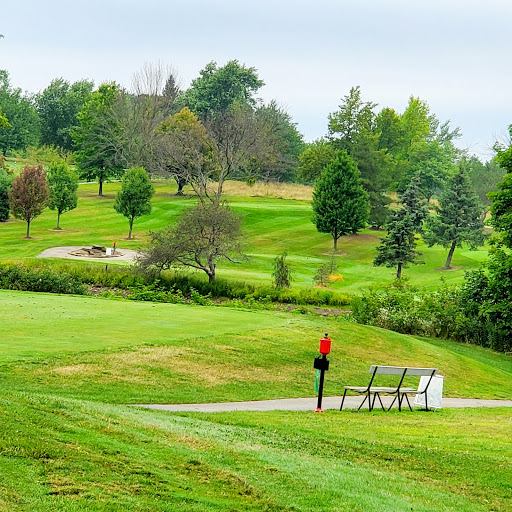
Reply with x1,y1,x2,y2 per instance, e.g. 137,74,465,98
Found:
0,290,511,510
0,180,489,294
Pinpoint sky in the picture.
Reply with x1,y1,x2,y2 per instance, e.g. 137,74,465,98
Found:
1,0,511,161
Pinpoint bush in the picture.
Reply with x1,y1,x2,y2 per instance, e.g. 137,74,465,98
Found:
351,275,511,352
0,264,86,295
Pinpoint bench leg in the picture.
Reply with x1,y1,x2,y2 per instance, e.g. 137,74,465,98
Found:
357,394,368,412
375,392,385,411
340,389,348,411
403,393,412,412
388,394,398,411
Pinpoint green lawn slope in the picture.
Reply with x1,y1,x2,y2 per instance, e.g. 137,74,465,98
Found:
0,290,511,511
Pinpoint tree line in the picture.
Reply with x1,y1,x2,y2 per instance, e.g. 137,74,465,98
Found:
0,60,509,283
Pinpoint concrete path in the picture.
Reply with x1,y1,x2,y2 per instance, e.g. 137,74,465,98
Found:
133,396,512,413
37,246,139,262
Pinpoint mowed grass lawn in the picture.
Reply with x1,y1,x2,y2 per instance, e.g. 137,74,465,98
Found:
0,180,489,293
0,291,511,511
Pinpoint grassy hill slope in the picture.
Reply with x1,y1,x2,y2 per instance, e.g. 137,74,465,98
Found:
0,290,511,511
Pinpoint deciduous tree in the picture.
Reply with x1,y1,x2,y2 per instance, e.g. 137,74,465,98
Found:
312,152,369,251
47,162,78,229
9,165,49,238
138,202,244,282
0,70,40,153
36,78,94,150
114,167,154,239
72,83,126,195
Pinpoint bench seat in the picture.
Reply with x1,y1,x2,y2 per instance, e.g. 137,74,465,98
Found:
341,365,438,412
345,386,417,394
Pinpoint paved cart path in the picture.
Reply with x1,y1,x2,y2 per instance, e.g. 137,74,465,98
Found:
133,396,512,413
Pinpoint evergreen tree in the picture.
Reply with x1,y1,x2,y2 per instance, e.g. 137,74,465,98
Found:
399,173,429,232
47,162,78,229
373,207,417,279
312,151,369,251
423,165,485,269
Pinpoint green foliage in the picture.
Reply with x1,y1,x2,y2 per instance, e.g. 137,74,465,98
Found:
312,151,369,250
47,161,78,229
0,167,12,221
72,83,126,195
424,164,485,268
0,105,9,129
0,263,86,294
180,60,264,116
494,124,512,173
114,166,154,238
8,164,50,237
139,202,244,282
0,70,40,153
272,251,292,288
399,173,429,231
489,172,512,247
374,208,418,279
297,139,337,182
465,155,505,215
36,78,94,150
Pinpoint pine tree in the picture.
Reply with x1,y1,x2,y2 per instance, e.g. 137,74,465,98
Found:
399,173,429,232
312,151,369,251
374,207,417,278
423,165,485,269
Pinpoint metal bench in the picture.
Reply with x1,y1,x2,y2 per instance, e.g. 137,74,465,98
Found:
340,365,438,412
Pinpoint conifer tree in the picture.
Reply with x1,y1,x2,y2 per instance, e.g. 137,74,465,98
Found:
312,151,369,251
399,173,429,232
374,207,417,279
423,165,485,269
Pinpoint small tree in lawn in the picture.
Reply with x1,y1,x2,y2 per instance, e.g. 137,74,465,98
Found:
47,162,78,229
9,165,50,238
374,208,418,279
272,251,292,288
138,202,243,282
114,167,154,239
312,151,369,251
0,168,12,221
423,165,485,269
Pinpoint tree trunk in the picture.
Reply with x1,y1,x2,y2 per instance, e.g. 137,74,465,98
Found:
55,210,62,230
444,240,457,269
98,178,103,196
25,220,31,238
396,262,402,279
175,178,185,196
128,218,134,239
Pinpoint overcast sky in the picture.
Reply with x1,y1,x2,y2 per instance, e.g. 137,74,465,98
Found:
1,0,511,160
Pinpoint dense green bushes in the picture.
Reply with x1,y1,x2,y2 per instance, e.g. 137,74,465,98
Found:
3,261,351,307
351,273,510,352
0,264,86,294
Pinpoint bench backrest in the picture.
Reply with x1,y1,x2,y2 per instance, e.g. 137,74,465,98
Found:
369,366,437,377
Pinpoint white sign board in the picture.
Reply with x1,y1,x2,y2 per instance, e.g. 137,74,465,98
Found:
106,248,112,256
414,374,444,410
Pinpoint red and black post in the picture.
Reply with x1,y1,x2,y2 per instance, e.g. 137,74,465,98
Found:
314,333,331,412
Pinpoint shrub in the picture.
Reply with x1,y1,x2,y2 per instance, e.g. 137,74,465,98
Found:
0,264,86,295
